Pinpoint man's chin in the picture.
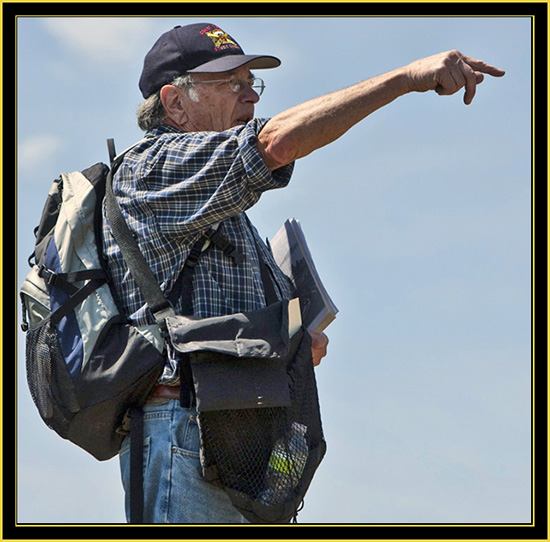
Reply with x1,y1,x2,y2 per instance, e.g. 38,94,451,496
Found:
232,118,252,127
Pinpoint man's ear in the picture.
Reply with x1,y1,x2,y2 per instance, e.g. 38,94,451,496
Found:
160,85,187,127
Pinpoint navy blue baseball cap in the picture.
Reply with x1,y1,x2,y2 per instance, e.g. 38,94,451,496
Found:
139,23,281,98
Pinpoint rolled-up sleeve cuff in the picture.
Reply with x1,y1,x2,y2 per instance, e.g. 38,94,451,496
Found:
238,118,294,192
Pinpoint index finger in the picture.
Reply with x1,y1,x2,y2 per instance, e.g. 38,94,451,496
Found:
461,54,506,77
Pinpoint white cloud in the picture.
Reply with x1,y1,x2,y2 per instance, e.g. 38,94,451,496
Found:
18,134,63,173
42,17,156,64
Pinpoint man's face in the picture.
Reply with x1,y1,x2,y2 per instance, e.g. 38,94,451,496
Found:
179,66,261,132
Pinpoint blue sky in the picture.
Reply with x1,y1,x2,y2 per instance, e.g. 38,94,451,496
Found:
16,16,532,526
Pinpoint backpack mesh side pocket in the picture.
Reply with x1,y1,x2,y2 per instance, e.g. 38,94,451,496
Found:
25,320,80,437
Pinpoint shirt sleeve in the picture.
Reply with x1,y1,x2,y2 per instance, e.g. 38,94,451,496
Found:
118,119,294,240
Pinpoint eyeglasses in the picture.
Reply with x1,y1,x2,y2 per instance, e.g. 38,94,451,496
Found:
195,75,265,96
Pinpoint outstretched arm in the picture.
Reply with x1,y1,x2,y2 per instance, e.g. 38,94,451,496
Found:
257,50,505,171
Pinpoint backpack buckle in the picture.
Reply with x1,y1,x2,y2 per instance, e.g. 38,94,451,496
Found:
204,228,244,265
185,244,203,268
37,265,58,287
148,301,176,334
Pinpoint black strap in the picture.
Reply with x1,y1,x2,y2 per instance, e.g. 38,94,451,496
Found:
38,266,106,296
171,264,198,317
107,138,117,165
168,227,244,315
179,353,196,408
256,248,279,306
129,406,144,524
50,278,106,326
244,215,279,306
104,155,175,326
203,227,244,265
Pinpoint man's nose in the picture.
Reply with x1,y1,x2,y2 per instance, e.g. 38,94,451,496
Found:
241,84,260,103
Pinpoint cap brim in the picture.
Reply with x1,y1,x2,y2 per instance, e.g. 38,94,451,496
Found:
186,54,281,73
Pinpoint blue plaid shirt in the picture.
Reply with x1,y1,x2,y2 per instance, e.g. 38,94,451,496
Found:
102,120,294,379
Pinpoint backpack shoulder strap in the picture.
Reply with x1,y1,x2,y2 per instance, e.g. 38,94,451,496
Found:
104,138,175,327
107,138,117,166
244,214,279,306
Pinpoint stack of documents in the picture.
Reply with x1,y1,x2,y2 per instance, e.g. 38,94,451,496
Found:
270,218,338,334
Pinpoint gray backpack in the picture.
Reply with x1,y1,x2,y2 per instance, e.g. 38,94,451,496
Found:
20,140,166,461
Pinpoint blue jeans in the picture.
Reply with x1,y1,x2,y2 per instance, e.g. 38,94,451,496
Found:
119,399,248,524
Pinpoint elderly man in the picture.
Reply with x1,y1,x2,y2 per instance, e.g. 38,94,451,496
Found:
102,22,504,523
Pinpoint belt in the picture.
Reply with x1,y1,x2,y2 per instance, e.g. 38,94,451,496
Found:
149,384,181,401
146,381,194,408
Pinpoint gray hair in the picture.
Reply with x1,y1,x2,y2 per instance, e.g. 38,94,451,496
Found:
136,74,198,131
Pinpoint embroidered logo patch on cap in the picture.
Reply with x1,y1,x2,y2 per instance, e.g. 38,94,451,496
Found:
201,25,240,51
